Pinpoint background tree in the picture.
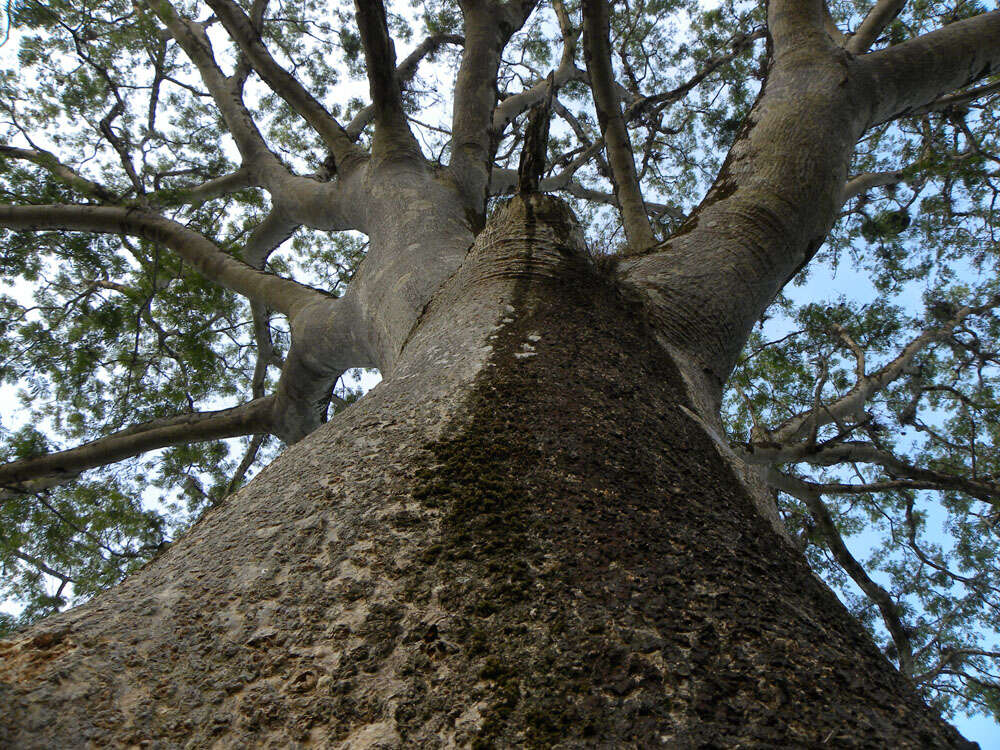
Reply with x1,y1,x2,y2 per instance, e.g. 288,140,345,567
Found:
0,0,999,745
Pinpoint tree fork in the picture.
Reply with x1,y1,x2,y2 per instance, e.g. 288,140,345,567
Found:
0,195,974,747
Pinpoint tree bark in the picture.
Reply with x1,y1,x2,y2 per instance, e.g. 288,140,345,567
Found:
0,196,976,748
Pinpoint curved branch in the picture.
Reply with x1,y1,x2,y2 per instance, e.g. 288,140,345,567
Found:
840,169,904,205
581,0,655,250
0,398,275,498
845,0,906,55
269,292,376,443
146,168,255,207
768,469,914,674
0,204,325,317
0,145,117,202
769,301,988,444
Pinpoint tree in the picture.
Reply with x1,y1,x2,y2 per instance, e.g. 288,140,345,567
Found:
0,0,998,744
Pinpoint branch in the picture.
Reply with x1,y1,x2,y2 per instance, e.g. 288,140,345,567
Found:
345,33,465,140
0,398,274,498
146,168,256,207
768,470,914,674
5,547,76,584
492,1,583,133
846,0,906,55
821,1,846,46
450,0,538,217
769,301,987,444
910,79,1000,116
0,204,325,317
553,98,610,178
142,0,289,178
204,0,365,171
768,0,831,55
840,169,904,205
748,442,1000,503
490,156,683,220
581,0,655,250
98,102,144,196
239,210,297,407
241,209,298,269
859,11,1000,126
0,145,117,202
517,74,554,193
557,180,682,220
0,144,255,209
623,29,766,123
913,649,1000,686
226,433,266,494
266,295,377,443
353,0,421,162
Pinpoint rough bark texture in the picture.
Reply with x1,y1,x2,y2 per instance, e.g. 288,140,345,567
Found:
0,196,974,748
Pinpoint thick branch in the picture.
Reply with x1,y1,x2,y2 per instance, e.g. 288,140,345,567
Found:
241,210,298,269
147,168,255,207
615,8,996,393
840,169,904,205
450,1,537,216
353,0,421,162
204,0,364,170
768,0,831,55
581,0,655,250
0,204,324,317
846,0,906,55
860,11,1000,126
0,399,274,498
910,79,1000,116
345,33,465,140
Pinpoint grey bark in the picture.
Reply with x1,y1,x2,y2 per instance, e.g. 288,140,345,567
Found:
1,3,998,744
581,0,656,250
0,195,977,748
0,399,274,499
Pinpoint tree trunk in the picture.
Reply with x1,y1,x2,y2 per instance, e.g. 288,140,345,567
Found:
0,196,975,748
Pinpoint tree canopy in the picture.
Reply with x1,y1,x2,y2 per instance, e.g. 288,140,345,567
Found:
0,0,998,731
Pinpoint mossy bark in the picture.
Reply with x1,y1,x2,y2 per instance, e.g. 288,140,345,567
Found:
0,196,975,748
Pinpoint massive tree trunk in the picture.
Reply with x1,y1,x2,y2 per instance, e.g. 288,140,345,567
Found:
0,195,975,747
